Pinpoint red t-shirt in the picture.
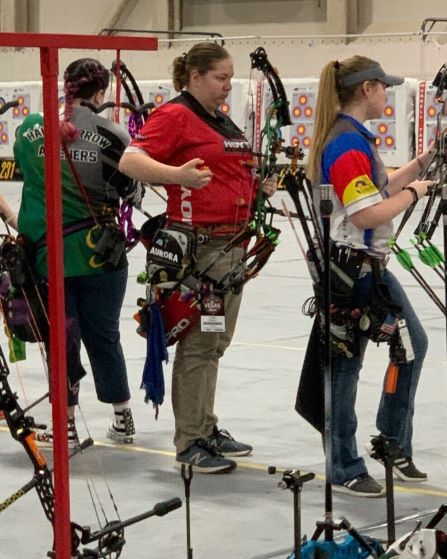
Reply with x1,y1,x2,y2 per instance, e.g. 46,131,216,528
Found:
129,92,256,226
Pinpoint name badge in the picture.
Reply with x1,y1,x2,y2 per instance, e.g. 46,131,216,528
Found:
199,285,225,333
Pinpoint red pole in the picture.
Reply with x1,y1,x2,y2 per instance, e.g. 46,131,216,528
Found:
0,33,158,557
40,47,71,559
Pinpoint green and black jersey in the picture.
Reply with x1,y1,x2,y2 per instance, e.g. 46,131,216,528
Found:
14,106,137,277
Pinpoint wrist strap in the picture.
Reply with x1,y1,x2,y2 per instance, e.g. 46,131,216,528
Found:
402,185,419,204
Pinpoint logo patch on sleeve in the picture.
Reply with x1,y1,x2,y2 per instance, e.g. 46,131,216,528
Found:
342,174,378,205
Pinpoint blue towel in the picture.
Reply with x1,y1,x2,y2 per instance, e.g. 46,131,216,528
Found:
140,303,169,419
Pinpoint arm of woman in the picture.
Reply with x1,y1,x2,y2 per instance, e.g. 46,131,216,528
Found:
119,150,212,190
350,179,433,229
0,194,17,231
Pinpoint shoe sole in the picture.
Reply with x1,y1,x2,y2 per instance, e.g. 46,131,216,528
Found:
332,485,385,498
106,432,134,444
392,467,427,482
220,449,253,457
174,461,237,474
35,437,53,449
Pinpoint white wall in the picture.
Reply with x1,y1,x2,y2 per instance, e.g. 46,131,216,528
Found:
357,0,447,34
0,1,446,85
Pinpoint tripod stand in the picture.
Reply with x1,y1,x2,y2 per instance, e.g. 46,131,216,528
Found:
368,434,404,545
269,467,315,559
304,184,380,559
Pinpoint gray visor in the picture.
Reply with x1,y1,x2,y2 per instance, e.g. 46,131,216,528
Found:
339,63,404,88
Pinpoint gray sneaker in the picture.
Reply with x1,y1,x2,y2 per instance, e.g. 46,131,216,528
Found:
107,408,135,444
175,438,237,474
333,474,385,498
209,426,253,457
392,457,427,482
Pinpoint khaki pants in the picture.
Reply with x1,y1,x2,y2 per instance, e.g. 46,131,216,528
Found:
171,239,244,453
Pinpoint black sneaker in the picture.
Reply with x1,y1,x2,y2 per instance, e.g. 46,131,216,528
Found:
333,474,385,497
366,441,427,482
208,426,253,457
393,456,427,482
107,408,135,444
175,438,237,474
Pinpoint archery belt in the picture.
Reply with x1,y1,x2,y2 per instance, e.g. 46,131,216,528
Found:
317,245,408,361
134,220,200,346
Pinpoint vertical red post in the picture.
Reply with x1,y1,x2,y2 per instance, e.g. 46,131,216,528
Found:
40,47,71,559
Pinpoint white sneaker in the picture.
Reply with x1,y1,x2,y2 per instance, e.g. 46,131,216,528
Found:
35,416,80,449
106,408,135,444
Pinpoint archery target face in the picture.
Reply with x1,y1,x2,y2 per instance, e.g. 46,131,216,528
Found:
119,80,175,129
290,87,317,156
256,78,318,165
368,90,397,152
0,82,41,158
371,120,397,150
217,79,252,132
367,90,398,153
0,97,8,145
149,85,172,108
0,119,9,144
366,79,417,167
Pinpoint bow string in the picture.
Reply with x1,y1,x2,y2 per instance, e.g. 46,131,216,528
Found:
249,47,291,242
248,48,324,285
0,311,182,557
0,183,180,557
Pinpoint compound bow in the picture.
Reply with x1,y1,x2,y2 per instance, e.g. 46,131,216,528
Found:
0,335,182,558
389,63,447,316
0,93,181,556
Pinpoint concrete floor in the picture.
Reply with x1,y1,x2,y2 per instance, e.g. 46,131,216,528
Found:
1,184,447,559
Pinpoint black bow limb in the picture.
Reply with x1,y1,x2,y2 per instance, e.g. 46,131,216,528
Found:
0,320,181,557
80,100,155,115
0,99,19,115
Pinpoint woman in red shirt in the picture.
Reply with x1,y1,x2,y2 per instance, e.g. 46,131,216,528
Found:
120,42,276,474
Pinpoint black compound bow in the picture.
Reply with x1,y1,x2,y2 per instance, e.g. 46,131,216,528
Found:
249,47,323,285
0,148,181,558
389,63,447,316
0,336,182,557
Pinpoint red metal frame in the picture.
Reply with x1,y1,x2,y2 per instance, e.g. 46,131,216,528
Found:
0,32,157,559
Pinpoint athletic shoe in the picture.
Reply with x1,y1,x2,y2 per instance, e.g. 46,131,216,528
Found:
36,416,80,449
366,441,427,482
208,426,253,457
393,457,428,482
175,438,237,474
0,410,5,420
333,474,385,497
106,408,135,444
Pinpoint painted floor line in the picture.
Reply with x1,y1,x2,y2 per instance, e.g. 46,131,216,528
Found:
3,428,447,497
90,438,447,498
